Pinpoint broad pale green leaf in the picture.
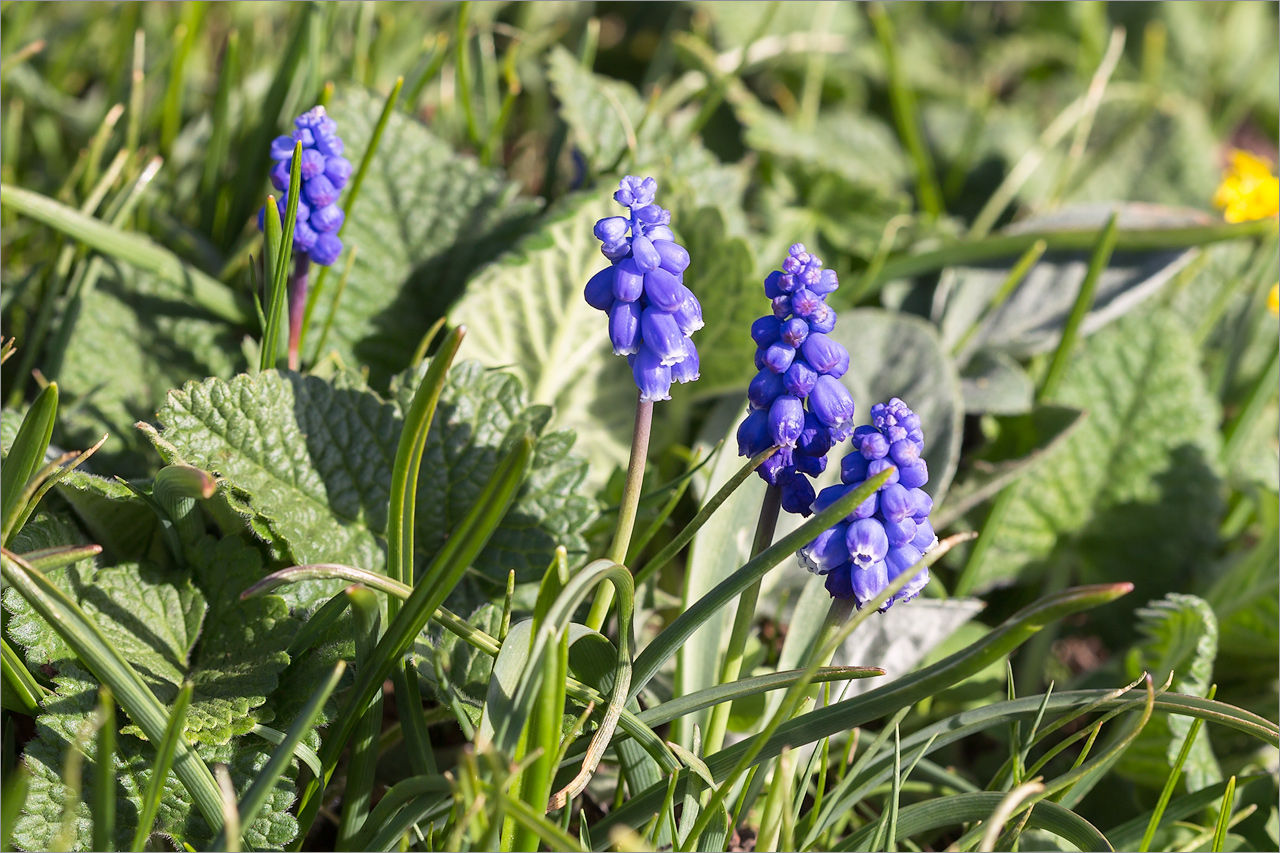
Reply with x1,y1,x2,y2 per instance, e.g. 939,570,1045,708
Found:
828,308,964,502
450,196,637,486
934,204,1203,365
933,405,1088,531
968,310,1223,596
55,263,240,476
1118,593,1222,791
153,366,592,605
317,86,540,381
959,350,1034,415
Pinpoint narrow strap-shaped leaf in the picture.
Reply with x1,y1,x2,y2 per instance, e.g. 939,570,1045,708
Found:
386,325,466,601
293,436,532,843
131,683,193,852
0,185,247,323
1,381,57,542
594,582,1136,841
91,687,116,852
0,551,225,836
630,468,894,699
837,790,1113,852
1,637,47,714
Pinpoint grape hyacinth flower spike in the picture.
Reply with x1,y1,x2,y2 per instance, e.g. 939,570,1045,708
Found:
584,175,702,402
798,397,938,611
737,243,855,516
257,105,350,368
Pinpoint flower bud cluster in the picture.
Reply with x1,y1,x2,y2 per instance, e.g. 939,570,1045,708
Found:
584,177,703,402
257,106,351,266
736,244,856,515
798,398,937,610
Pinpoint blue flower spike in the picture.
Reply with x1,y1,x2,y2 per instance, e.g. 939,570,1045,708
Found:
798,397,937,611
584,176,701,402
258,105,346,267
737,244,856,516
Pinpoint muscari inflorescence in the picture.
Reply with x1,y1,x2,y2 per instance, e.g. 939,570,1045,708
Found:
736,244,856,516
584,176,703,402
798,397,938,610
257,106,351,266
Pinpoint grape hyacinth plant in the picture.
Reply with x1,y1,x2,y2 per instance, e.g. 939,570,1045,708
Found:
737,243,856,516
800,397,938,609
257,105,351,368
583,176,701,630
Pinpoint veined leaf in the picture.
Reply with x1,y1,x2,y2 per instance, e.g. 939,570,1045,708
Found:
314,86,540,381
1118,594,1221,791
152,365,591,610
965,309,1223,597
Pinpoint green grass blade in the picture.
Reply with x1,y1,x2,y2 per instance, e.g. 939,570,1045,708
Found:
632,445,775,586
212,661,345,852
489,782,586,853
337,587,383,848
1107,774,1267,851
260,144,302,371
293,436,533,843
873,217,1275,289
630,468,894,698
1,380,57,541
158,2,206,157
91,686,116,852
595,582,1135,838
0,553,225,836
868,2,943,219
1138,685,1215,851
353,776,452,852
1210,775,1236,853
386,325,466,599
1,636,46,714
0,184,248,323
1038,212,1119,402
10,544,102,572
838,791,1113,852
130,682,193,852
247,725,322,780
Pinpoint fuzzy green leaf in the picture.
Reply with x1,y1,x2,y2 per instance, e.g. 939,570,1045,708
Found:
152,367,592,606
55,264,240,476
966,310,1223,597
12,664,300,852
1119,593,1221,791
314,86,540,381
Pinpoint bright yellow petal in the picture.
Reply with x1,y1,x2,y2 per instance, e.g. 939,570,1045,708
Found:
1269,283,1279,317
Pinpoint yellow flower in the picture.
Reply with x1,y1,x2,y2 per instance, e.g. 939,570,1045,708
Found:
1213,149,1280,223
1269,283,1279,317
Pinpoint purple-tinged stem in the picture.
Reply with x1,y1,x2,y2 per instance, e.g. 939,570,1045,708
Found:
287,253,311,371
